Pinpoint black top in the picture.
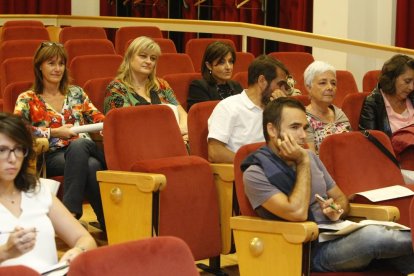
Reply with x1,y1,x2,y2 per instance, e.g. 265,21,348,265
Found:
187,79,243,110
359,86,414,137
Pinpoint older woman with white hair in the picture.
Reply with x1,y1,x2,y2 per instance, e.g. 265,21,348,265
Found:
304,60,351,153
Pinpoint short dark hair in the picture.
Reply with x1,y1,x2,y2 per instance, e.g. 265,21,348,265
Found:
379,54,414,95
201,41,236,84
247,55,290,86
262,97,306,142
0,113,37,192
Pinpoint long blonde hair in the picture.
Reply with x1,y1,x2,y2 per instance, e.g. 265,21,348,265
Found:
116,36,161,93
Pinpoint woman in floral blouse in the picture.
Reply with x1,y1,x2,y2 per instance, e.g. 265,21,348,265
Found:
104,36,188,141
304,61,351,153
14,42,106,231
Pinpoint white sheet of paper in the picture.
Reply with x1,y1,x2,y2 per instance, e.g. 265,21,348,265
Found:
70,122,103,134
40,261,69,275
354,185,414,202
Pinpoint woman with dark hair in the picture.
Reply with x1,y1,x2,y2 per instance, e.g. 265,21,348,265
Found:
13,41,106,231
187,41,243,110
0,113,96,272
359,54,414,136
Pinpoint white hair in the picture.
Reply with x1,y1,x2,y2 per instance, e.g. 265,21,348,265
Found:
304,60,336,88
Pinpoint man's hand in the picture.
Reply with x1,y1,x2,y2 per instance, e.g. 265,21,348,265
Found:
315,194,344,221
269,89,287,101
276,133,308,165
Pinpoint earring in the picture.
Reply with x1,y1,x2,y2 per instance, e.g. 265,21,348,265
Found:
209,70,212,74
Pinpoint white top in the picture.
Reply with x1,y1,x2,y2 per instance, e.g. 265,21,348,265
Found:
0,182,57,272
207,90,264,153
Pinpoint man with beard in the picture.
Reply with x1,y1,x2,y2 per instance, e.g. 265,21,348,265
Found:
207,55,291,163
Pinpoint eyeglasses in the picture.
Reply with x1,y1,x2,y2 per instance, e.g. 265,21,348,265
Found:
0,146,28,160
40,41,64,48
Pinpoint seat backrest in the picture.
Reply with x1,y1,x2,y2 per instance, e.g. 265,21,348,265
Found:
115,26,163,56
233,51,255,75
341,92,369,130
163,72,201,111
0,57,34,97
185,38,236,73
0,265,40,275
319,130,405,196
187,100,219,159
103,105,221,261
0,39,43,67
291,94,310,106
59,26,107,44
232,71,248,88
3,81,32,112
1,26,49,42
67,237,199,276
334,70,358,108
69,54,122,87
362,69,381,92
83,77,113,113
64,39,116,66
267,52,314,94
3,20,44,28
156,53,195,78
104,105,187,171
234,142,266,216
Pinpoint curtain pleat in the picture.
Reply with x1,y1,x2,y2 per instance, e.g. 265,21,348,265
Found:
396,0,414,49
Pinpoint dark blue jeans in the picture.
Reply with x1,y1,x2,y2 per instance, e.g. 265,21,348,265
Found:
46,138,106,230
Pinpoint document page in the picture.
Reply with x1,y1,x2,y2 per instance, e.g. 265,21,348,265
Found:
354,185,414,202
318,219,409,242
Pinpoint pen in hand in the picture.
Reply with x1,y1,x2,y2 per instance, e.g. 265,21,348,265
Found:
315,194,343,213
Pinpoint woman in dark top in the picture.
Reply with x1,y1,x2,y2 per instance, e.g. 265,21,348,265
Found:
187,41,243,110
359,54,414,137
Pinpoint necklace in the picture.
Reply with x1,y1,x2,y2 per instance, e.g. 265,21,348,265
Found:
0,190,17,204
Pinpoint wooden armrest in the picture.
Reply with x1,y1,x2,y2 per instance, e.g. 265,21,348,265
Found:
231,216,318,276
231,216,318,244
210,163,235,254
210,163,234,182
34,138,49,155
348,203,400,222
97,170,167,244
97,170,166,193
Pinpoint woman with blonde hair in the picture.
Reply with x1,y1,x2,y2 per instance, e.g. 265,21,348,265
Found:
104,36,188,140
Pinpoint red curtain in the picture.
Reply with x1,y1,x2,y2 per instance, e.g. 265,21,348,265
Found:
278,0,313,52
0,0,70,14
396,0,414,49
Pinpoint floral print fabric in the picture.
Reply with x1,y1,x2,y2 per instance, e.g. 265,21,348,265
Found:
14,85,104,152
306,106,351,153
104,78,179,114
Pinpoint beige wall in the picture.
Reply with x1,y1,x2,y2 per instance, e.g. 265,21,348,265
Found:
313,0,396,90
71,0,100,16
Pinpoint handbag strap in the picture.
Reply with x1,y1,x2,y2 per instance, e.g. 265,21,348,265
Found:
361,130,400,168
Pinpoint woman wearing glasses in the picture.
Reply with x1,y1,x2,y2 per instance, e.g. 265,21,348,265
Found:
304,61,351,153
0,113,96,272
13,42,106,232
